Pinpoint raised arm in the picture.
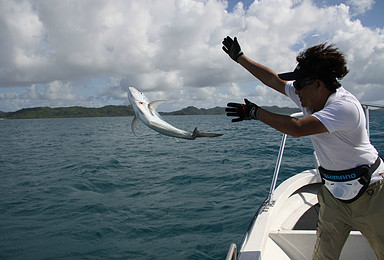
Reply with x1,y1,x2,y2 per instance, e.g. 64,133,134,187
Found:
222,36,287,95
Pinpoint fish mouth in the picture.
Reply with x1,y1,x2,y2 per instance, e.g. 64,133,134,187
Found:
128,88,141,103
127,88,134,99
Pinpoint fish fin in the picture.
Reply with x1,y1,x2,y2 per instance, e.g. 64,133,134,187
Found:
131,116,139,137
148,100,168,111
191,127,223,140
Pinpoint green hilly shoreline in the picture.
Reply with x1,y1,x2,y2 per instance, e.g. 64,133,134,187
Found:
1,106,135,119
0,105,302,119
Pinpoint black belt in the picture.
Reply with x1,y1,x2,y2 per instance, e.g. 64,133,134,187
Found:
370,156,381,173
319,156,381,203
319,156,381,184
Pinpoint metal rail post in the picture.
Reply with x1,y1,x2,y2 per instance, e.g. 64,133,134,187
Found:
266,133,287,205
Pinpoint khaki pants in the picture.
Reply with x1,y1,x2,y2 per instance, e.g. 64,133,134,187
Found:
312,179,384,260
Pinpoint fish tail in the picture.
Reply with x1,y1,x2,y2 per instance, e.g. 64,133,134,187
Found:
191,127,223,140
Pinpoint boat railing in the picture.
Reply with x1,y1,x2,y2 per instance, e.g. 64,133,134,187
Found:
362,104,383,137
265,112,303,206
225,243,237,260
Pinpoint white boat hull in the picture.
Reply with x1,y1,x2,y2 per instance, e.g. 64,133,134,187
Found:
237,170,376,260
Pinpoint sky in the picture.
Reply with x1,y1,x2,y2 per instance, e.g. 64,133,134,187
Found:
0,0,383,112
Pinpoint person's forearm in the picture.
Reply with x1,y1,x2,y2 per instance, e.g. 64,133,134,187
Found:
257,108,328,137
257,108,301,137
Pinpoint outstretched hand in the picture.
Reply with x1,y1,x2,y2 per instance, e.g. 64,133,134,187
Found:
222,36,244,62
226,99,259,122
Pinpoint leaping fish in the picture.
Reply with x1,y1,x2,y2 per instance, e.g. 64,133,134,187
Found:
127,87,223,140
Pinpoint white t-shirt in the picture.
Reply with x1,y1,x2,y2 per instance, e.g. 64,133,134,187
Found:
285,82,381,181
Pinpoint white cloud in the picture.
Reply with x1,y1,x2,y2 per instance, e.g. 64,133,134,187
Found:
98,78,128,100
347,0,374,16
0,81,99,110
44,81,76,101
0,0,383,112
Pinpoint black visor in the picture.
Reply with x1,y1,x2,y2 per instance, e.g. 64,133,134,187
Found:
278,64,313,81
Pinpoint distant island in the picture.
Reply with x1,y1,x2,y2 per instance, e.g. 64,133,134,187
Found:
1,105,303,119
1,105,135,119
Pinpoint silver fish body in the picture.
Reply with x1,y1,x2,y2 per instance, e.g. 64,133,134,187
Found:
127,87,222,140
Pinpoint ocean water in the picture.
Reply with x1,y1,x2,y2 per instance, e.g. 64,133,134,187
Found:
1,114,383,259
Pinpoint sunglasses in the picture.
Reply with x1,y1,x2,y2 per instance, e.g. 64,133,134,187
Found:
293,79,316,91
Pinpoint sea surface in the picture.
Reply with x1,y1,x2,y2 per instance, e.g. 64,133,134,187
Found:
1,113,383,259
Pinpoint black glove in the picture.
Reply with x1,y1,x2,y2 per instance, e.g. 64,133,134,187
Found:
222,36,244,62
226,99,259,122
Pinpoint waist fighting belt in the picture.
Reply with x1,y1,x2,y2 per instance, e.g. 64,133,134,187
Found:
319,157,381,203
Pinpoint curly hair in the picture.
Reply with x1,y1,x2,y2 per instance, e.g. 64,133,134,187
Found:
297,43,349,92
